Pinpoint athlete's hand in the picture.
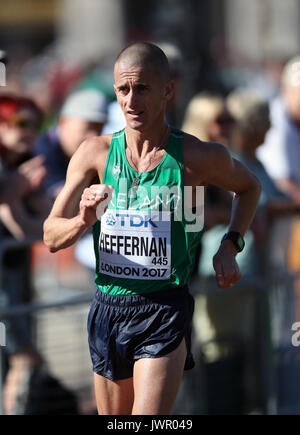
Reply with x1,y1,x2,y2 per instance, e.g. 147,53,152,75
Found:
212,240,242,289
79,184,113,227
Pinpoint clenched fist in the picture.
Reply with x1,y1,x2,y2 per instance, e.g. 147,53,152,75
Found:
79,184,113,227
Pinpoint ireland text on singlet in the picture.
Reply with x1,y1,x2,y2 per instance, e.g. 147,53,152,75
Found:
92,127,203,295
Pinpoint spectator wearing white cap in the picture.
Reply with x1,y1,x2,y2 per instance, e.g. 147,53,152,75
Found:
34,88,108,198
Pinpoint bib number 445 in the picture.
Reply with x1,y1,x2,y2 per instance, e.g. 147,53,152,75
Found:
151,257,168,266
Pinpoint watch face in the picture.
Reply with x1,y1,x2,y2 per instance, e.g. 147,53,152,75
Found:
237,235,245,251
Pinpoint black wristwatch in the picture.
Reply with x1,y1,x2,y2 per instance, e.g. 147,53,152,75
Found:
221,231,245,253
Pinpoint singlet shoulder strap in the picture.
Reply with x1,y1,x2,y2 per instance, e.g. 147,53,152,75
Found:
102,129,125,183
167,126,184,167
112,128,125,139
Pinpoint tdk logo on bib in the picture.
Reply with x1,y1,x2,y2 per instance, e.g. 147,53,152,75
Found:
115,213,158,228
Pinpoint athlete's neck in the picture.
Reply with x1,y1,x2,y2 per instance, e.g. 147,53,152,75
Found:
125,121,169,158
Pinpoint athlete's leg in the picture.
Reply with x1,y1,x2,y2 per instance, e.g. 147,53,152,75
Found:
93,373,134,415
132,338,187,415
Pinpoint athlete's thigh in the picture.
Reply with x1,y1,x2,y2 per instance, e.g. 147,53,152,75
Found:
93,373,134,415
132,338,187,415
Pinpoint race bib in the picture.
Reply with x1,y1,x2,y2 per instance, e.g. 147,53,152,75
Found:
98,209,171,280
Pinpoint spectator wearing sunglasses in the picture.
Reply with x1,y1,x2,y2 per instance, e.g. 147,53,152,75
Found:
0,95,42,167
182,91,235,147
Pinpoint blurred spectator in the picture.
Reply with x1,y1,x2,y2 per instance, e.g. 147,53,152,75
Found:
228,90,300,265
182,91,234,232
182,91,234,146
257,55,300,201
182,89,300,413
34,88,108,198
0,156,47,207
0,94,50,238
228,89,300,370
197,89,300,279
33,89,108,275
256,56,300,320
229,89,300,337
0,94,51,414
0,95,42,167
101,100,125,135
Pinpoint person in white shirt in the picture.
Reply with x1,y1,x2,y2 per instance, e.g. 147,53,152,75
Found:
257,55,300,201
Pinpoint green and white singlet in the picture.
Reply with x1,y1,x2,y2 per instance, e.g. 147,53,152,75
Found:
92,127,203,295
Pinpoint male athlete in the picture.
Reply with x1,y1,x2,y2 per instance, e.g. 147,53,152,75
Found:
43,42,261,415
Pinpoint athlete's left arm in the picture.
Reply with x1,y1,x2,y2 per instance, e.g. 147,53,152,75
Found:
185,136,261,288
202,142,261,235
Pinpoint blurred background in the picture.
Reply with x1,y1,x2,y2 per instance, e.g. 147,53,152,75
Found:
1,0,300,415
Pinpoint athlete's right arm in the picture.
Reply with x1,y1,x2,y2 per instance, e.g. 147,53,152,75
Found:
43,137,110,253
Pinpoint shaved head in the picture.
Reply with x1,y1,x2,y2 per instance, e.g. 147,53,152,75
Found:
115,42,171,83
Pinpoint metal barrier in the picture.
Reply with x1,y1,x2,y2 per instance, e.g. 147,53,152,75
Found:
0,292,95,415
173,265,300,415
0,238,96,415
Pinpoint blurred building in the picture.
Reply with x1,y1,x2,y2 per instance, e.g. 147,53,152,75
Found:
2,0,300,65
225,0,300,61
56,0,124,64
0,0,57,56
2,0,300,104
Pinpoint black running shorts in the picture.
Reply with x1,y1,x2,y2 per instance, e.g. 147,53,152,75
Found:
87,286,195,380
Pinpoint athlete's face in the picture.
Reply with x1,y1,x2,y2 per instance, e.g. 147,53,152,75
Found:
114,61,174,131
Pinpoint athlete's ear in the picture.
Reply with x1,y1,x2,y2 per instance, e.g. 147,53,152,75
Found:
164,80,175,102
